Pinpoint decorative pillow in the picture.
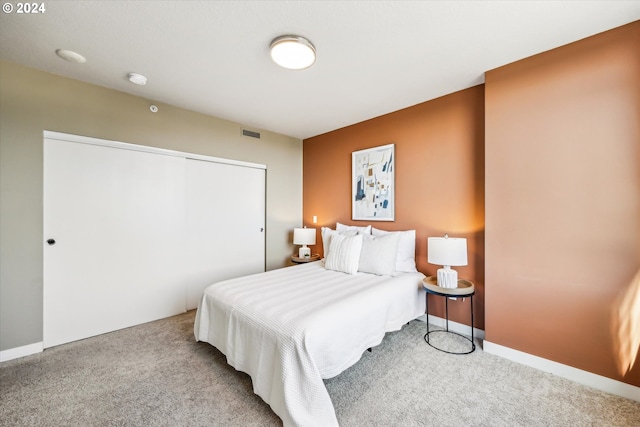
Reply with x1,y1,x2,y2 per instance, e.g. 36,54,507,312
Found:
336,222,371,235
371,227,418,273
321,227,357,259
324,233,363,275
358,232,401,276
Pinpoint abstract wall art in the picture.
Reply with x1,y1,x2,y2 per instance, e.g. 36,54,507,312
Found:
352,143,395,221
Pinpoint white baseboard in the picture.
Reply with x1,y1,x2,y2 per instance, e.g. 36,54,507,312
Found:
0,342,43,362
484,340,640,402
416,313,486,341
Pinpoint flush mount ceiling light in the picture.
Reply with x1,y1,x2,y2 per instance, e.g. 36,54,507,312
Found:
269,35,316,70
127,72,147,86
55,49,86,64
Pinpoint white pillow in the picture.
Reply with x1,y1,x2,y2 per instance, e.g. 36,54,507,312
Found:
358,233,401,276
336,222,371,234
371,227,418,273
324,234,363,275
321,227,357,259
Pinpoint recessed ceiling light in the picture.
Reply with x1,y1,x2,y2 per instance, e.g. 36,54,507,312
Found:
55,49,86,64
127,73,147,86
270,35,316,70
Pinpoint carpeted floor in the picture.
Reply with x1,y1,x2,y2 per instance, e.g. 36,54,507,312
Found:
1,310,638,426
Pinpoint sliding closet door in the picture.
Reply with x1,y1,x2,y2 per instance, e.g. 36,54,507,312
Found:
185,159,265,309
44,137,187,348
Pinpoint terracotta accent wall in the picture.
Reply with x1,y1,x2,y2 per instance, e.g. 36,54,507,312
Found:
304,86,485,329
485,22,640,386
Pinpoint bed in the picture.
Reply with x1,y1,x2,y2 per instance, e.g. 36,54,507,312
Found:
194,227,425,426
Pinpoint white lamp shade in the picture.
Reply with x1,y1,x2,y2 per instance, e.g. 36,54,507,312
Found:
293,228,316,246
428,236,467,267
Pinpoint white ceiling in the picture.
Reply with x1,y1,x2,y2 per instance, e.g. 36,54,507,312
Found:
1,1,638,139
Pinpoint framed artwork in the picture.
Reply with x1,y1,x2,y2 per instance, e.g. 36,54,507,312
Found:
352,143,395,221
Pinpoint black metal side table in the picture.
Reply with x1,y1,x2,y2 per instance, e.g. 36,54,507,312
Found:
423,276,475,354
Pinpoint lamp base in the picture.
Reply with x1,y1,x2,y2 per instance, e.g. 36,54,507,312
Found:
298,246,311,258
437,267,458,288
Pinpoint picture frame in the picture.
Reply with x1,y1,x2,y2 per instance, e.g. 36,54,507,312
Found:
352,143,395,221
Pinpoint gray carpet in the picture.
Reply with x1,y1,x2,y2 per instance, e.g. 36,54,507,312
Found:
1,310,638,426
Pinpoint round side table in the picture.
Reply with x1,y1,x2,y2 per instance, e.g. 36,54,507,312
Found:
423,276,475,354
290,254,320,264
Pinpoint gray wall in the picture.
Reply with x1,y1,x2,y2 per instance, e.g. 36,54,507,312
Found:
0,60,303,352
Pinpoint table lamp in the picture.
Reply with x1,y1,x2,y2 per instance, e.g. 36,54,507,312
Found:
294,227,316,258
428,234,467,288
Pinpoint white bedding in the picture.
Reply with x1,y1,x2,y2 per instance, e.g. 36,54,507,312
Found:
194,261,425,427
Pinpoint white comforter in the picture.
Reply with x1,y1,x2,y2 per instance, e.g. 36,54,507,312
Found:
194,261,425,427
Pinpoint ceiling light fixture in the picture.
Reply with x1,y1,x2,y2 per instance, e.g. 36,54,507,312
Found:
127,73,147,86
55,49,86,64
269,35,316,70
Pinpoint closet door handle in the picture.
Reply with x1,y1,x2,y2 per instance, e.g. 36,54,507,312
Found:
47,238,56,245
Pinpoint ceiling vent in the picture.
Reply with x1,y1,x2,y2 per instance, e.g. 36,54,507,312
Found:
242,129,261,139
